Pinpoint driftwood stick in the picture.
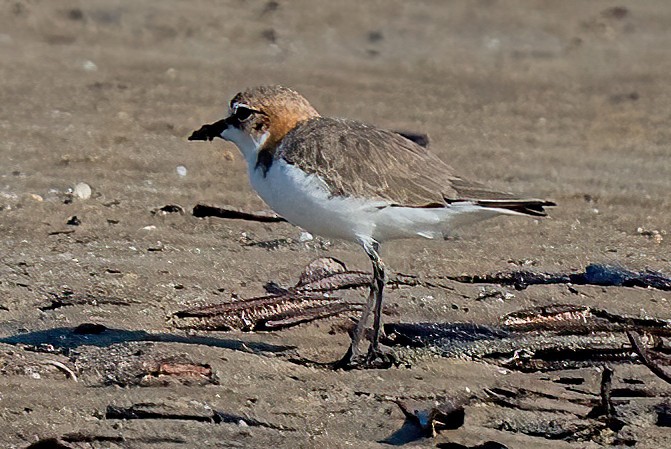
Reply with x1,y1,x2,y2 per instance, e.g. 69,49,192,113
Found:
192,204,286,223
45,360,78,382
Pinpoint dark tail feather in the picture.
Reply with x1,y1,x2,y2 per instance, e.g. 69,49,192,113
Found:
477,199,556,217
446,198,557,217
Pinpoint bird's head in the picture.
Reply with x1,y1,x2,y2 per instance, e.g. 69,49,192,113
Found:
189,85,320,164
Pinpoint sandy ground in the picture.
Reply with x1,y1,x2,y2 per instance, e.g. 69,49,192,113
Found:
0,1,670,447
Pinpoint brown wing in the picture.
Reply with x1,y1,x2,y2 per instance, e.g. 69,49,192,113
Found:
277,117,554,214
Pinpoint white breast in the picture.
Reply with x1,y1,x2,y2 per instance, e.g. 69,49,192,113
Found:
249,159,382,242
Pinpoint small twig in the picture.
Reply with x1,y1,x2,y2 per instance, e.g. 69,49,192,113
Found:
48,229,76,236
586,365,616,421
45,360,78,382
599,366,615,417
192,204,286,222
627,330,671,385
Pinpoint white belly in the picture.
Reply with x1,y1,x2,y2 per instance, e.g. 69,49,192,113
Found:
248,159,507,244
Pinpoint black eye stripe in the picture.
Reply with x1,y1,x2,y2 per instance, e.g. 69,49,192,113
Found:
235,106,253,121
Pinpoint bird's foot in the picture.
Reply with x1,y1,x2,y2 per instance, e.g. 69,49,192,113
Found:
363,345,394,369
334,345,394,370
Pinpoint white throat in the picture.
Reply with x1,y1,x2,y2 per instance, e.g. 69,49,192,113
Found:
221,128,269,167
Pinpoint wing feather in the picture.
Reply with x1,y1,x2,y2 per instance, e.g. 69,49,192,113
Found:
276,117,554,214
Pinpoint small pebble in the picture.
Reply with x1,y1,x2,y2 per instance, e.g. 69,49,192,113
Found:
299,231,313,242
637,227,665,244
176,165,188,177
73,182,92,200
29,193,43,202
484,36,501,50
82,60,98,71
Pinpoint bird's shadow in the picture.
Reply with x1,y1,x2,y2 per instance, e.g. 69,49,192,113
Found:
0,326,295,355
381,419,427,445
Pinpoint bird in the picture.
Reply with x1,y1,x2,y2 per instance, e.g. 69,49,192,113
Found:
189,85,555,368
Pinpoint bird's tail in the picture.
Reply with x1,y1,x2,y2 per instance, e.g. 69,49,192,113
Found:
445,198,556,217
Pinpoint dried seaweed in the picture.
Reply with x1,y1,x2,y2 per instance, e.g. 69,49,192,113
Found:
172,258,671,381
384,304,671,373
173,293,361,331
450,264,671,291
105,402,294,431
172,257,440,331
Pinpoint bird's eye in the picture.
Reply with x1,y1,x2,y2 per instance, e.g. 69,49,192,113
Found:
234,106,254,122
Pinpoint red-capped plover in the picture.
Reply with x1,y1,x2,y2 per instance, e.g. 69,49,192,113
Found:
189,85,555,368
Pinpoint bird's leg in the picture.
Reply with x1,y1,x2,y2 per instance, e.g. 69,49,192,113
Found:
334,240,392,369
335,240,393,369
338,287,375,365
365,242,388,363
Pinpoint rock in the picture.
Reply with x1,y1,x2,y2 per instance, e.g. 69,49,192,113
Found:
151,204,186,216
66,215,81,226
